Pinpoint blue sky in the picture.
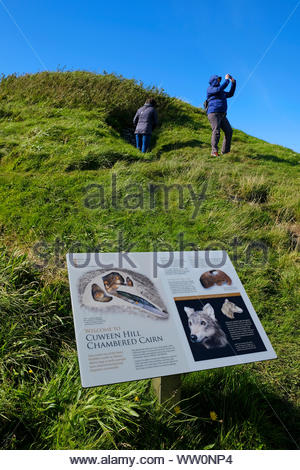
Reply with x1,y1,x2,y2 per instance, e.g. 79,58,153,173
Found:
1,0,300,152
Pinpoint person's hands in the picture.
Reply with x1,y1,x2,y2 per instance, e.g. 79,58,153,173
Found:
225,74,231,80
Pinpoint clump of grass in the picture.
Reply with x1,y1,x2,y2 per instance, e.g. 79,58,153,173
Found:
240,179,269,203
221,175,270,203
35,355,152,450
0,247,73,383
287,224,300,251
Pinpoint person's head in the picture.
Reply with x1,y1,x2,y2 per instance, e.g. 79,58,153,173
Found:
209,75,222,86
145,98,157,107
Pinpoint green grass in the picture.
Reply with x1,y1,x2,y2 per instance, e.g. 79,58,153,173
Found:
0,71,299,450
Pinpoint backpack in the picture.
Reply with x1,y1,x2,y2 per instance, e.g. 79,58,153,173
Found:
203,96,212,112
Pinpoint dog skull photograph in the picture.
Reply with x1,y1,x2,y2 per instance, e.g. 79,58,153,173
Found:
221,298,243,319
200,269,232,288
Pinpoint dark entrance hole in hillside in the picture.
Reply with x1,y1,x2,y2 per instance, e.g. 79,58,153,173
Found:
105,111,138,149
105,99,202,151
121,127,136,147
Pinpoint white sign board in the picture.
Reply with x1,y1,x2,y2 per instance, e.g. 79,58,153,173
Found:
67,251,276,387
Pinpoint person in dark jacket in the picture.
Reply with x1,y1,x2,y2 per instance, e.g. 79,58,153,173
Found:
206,74,236,156
133,98,158,153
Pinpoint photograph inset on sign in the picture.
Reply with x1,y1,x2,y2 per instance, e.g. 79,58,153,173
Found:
79,268,168,319
200,269,232,289
175,295,267,361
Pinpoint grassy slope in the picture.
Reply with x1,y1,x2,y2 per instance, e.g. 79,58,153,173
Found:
0,72,299,450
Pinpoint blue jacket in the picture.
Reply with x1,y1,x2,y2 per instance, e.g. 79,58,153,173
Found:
133,103,158,134
206,75,236,114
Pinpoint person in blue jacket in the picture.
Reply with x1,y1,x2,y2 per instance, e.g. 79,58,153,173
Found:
133,98,158,153
206,74,236,156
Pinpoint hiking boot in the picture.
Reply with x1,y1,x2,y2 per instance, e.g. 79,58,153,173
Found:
211,151,219,156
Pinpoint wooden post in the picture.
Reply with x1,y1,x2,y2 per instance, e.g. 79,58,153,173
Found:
152,374,181,405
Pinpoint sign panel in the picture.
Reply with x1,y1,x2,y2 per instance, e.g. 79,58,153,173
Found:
67,251,276,387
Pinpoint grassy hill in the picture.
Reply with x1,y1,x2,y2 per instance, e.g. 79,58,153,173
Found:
0,71,299,450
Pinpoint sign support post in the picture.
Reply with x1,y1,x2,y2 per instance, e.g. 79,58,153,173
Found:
152,374,181,405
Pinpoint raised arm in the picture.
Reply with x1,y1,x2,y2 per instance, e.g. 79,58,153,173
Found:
211,79,230,94
224,80,236,98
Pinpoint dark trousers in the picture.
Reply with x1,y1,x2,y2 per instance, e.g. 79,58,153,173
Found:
207,113,233,154
135,134,151,153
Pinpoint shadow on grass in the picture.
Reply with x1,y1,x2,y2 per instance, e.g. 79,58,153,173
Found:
247,154,299,166
154,139,204,157
121,369,299,450
2,368,299,450
175,370,300,450
65,151,141,171
119,127,204,161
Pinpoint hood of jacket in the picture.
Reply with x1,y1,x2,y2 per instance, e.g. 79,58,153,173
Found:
209,75,221,87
